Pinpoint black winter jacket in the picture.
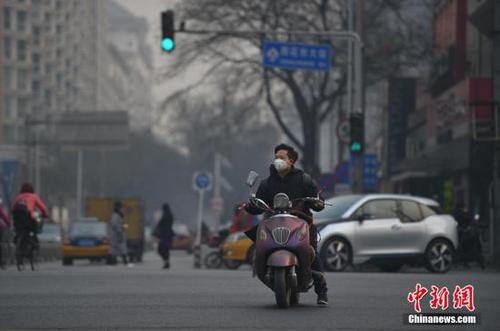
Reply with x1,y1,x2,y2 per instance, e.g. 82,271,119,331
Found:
245,165,324,221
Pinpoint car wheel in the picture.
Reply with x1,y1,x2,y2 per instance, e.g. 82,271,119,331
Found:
321,237,352,272
424,239,454,273
204,251,222,269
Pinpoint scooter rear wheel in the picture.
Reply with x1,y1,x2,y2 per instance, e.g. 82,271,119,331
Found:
273,268,290,308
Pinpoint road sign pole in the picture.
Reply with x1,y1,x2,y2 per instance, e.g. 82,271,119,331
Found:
194,189,205,269
192,171,212,269
76,149,83,218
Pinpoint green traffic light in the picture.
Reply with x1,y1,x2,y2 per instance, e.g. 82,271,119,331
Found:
162,38,175,52
351,142,361,152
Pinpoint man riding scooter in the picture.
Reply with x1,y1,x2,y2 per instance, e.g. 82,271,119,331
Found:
245,144,328,305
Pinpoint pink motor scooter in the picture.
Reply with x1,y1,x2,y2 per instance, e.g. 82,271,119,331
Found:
246,171,321,308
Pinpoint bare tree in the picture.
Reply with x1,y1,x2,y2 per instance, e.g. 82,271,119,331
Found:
161,0,432,177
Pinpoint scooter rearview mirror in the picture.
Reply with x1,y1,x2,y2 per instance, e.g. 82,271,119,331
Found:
246,171,259,188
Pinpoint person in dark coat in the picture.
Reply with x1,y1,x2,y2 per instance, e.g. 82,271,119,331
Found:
245,143,328,305
154,203,174,269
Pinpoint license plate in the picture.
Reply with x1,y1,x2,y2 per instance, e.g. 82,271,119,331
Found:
78,239,95,246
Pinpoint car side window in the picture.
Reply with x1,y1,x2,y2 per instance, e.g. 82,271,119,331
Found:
420,204,437,218
398,200,423,223
360,200,398,220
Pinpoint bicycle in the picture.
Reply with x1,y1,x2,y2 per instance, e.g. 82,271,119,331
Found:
15,231,40,271
16,231,40,271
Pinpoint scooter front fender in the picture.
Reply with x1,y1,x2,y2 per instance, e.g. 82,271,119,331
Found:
266,250,298,267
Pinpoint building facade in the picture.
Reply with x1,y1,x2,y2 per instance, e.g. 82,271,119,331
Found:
385,0,498,260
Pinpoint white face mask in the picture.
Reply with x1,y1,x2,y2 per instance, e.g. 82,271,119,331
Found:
273,158,288,172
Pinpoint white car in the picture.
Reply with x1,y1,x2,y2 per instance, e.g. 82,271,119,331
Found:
315,194,458,273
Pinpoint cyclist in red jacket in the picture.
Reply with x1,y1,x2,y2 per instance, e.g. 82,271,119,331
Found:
11,183,49,244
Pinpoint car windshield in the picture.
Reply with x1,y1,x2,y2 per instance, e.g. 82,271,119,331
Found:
173,224,190,236
314,195,363,222
41,224,60,234
70,222,106,237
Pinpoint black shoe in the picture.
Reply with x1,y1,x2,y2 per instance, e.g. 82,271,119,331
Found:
163,262,170,269
317,293,328,305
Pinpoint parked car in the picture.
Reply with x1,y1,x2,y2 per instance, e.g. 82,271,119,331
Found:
62,218,110,266
172,223,193,253
315,194,458,273
221,231,254,269
38,223,62,244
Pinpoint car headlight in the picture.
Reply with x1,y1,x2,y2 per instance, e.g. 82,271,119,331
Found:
258,228,267,241
296,225,307,241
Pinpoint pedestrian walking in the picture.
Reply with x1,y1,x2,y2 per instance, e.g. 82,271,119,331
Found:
0,200,12,270
153,203,174,269
109,201,131,267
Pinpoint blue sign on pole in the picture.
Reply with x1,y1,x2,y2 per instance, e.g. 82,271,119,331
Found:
363,154,379,191
263,41,332,72
193,171,212,191
349,154,379,192
1,160,19,205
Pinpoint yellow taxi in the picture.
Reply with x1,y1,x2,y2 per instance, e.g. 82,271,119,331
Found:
62,218,110,266
222,231,254,269
172,224,194,253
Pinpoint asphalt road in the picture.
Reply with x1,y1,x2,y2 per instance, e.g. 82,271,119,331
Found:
0,251,498,331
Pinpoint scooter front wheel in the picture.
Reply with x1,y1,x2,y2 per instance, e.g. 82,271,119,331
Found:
273,268,290,308
204,251,222,269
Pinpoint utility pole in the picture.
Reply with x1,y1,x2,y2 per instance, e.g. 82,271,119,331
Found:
493,0,500,268
351,0,365,193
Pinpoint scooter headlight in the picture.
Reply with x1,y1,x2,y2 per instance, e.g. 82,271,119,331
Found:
258,228,267,241
296,225,307,241
273,193,291,210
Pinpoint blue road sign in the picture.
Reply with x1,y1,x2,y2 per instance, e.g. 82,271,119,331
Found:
263,41,332,72
349,154,379,191
193,171,212,191
363,154,379,191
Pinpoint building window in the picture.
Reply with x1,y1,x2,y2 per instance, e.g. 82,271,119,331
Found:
33,53,40,73
3,67,14,89
3,97,15,120
44,13,52,33
4,38,12,59
17,11,27,32
3,7,11,30
32,80,41,98
44,90,52,108
17,40,27,61
17,70,29,90
33,27,41,47
17,98,29,118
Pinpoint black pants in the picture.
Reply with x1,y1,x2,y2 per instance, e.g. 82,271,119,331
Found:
158,245,170,262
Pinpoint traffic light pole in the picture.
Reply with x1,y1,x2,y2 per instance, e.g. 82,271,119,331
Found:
176,28,363,117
